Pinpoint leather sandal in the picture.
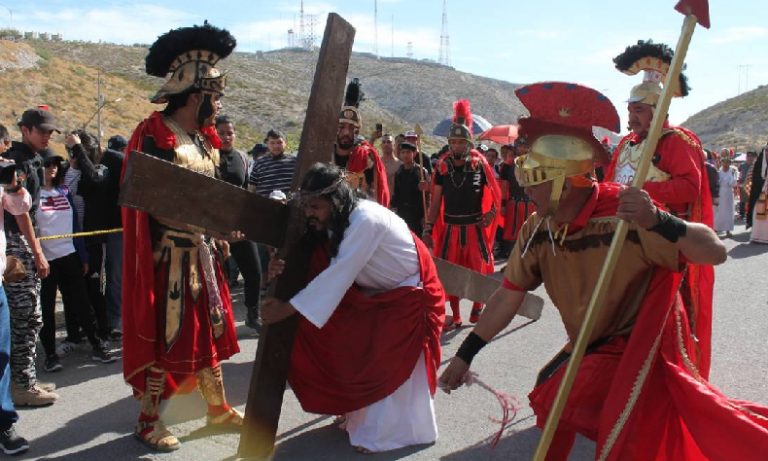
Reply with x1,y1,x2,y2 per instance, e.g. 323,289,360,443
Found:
442,318,463,333
206,407,244,427
470,306,483,323
135,420,180,452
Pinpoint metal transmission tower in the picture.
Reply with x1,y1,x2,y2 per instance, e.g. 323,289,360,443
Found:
287,29,295,48
299,0,305,48
373,0,379,58
438,0,451,66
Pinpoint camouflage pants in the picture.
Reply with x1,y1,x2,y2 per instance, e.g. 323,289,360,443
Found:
5,232,42,390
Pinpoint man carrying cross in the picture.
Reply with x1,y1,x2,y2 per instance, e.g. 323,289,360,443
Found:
260,162,444,454
121,23,242,452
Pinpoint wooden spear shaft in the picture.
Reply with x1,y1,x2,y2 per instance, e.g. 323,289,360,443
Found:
532,14,700,461
414,123,429,219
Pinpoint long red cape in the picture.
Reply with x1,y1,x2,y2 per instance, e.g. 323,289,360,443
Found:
120,112,236,393
346,141,390,207
431,149,501,274
530,183,768,460
605,126,714,378
288,234,445,414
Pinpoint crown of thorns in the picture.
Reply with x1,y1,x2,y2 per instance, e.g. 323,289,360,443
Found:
294,173,348,202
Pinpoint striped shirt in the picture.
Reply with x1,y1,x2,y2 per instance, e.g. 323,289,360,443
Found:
248,153,297,197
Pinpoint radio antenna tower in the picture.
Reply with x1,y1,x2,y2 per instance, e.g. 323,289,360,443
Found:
374,0,379,58
438,0,451,66
299,0,305,48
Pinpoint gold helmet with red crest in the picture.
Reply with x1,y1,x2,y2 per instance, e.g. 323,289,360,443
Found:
514,82,620,214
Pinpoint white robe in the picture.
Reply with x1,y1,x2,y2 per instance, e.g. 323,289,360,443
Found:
714,167,738,232
751,159,768,243
290,199,438,451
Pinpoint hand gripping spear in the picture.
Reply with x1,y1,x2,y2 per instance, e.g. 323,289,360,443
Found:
531,2,711,460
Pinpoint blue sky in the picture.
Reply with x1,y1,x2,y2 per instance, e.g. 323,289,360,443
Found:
7,1,768,133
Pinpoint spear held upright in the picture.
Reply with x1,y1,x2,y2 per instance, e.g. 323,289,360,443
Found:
531,2,711,460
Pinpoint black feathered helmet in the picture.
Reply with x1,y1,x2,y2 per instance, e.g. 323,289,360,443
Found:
339,78,364,129
146,21,236,104
613,39,690,107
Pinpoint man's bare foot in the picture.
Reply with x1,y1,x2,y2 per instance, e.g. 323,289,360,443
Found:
334,415,348,430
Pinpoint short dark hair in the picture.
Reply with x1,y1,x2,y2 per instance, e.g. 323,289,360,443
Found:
0,124,8,141
215,115,234,128
266,129,284,140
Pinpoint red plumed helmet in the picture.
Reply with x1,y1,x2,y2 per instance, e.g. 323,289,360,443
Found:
449,99,473,141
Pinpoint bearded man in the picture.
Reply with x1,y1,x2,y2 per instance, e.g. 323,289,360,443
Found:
260,163,444,454
122,23,242,451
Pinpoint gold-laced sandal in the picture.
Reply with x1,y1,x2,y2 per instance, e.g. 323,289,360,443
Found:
206,407,244,427
353,445,373,454
135,421,180,452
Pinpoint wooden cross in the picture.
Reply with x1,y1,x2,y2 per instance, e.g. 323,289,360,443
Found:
119,13,542,460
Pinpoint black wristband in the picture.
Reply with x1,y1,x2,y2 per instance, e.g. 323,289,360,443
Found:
647,209,687,243
455,332,488,365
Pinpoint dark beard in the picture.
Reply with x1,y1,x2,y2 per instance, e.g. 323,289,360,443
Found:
337,134,355,150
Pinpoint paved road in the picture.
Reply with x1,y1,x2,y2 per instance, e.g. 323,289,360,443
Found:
16,222,768,461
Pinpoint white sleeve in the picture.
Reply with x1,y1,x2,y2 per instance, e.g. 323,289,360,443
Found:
289,208,385,328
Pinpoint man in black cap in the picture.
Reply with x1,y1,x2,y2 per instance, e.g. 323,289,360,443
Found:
2,108,57,408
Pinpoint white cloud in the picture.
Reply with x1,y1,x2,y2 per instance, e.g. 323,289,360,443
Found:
708,26,768,45
15,5,194,44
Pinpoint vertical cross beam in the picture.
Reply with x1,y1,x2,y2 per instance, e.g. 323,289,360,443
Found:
238,13,355,459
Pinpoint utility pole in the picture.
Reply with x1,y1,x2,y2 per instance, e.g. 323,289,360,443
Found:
438,0,451,66
391,13,394,57
373,0,379,58
737,64,752,95
96,70,103,150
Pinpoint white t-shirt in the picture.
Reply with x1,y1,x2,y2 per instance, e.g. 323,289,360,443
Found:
37,188,77,261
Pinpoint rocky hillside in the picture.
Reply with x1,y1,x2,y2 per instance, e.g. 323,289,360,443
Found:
682,84,768,151
3,38,765,154
5,39,527,153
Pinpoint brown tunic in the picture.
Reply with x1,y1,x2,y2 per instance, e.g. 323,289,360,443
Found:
504,186,680,350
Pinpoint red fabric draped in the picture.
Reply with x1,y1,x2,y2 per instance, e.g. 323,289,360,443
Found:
346,141,390,207
605,126,714,378
529,184,768,460
288,235,445,414
120,112,237,395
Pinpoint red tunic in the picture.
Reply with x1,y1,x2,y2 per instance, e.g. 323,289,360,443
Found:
342,141,390,207
431,150,501,276
288,235,444,414
517,184,768,460
605,125,714,378
121,112,239,397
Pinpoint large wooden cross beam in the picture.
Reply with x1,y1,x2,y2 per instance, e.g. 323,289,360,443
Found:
119,13,543,460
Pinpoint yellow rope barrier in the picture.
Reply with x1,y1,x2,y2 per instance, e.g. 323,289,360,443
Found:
38,228,123,241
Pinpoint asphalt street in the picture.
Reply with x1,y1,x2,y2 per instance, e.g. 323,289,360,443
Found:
14,222,768,461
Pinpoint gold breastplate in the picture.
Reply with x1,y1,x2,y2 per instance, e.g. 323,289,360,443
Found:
613,138,671,186
164,116,219,177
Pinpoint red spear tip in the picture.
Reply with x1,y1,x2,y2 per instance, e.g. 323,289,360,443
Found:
675,0,711,28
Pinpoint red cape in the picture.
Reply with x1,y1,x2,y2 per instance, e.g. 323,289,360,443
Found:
288,234,445,414
530,183,768,460
120,112,229,392
431,149,501,273
346,141,390,207
605,125,714,378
